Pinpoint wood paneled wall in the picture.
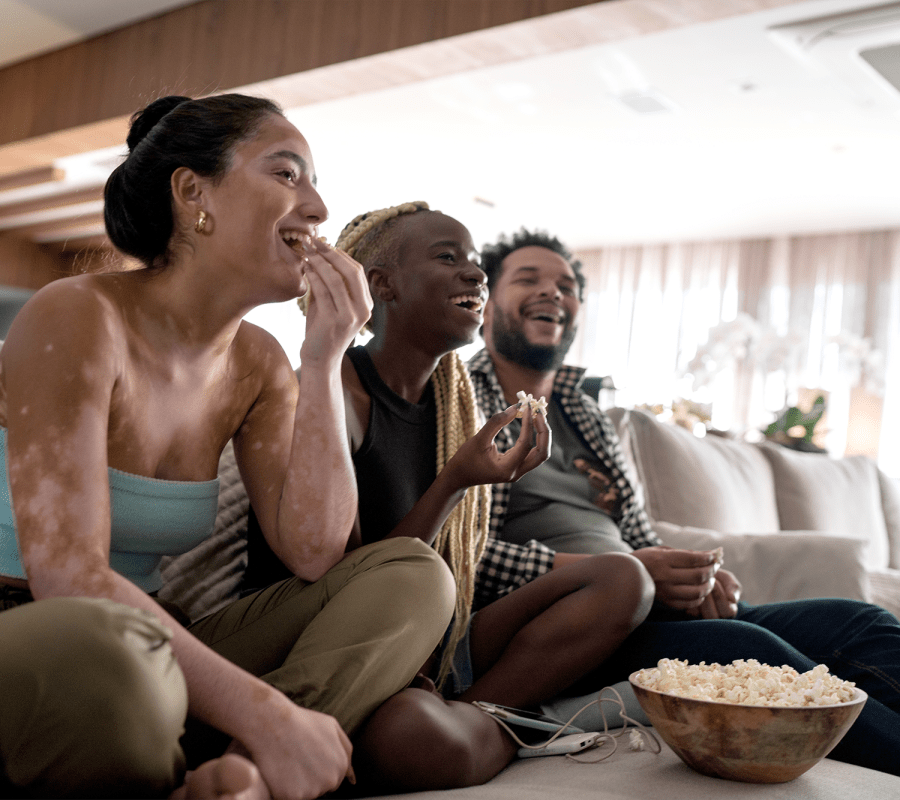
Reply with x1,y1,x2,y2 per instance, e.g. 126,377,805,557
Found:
0,0,600,148
0,0,602,288
0,234,71,289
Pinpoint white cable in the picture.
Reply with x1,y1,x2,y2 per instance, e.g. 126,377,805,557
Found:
477,686,661,762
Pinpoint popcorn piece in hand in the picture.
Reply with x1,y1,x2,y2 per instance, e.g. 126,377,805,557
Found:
711,546,724,566
516,391,548,418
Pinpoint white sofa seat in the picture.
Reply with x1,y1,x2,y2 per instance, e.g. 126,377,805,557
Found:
368,745,900,800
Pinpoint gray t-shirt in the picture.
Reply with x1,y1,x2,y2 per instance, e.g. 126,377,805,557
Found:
502,399,632,555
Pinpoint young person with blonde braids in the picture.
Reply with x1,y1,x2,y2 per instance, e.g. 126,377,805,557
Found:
244,201,655,793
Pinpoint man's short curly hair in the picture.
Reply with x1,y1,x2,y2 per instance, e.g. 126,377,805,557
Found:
479,229,585,301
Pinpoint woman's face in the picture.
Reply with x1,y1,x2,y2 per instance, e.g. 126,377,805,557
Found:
200,113,328,302
385,212,487,353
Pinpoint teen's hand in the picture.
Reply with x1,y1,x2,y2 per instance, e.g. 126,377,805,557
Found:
301,241,372,366
631,546,721,610
444,404,551,490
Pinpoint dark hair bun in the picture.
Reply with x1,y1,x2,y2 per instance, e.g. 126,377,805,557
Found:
106,93,282,267
126,96,191,152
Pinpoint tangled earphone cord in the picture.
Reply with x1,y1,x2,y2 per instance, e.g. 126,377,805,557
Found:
479,686,661,763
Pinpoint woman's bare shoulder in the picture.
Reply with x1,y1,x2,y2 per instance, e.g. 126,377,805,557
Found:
3,275,125,363
230,319,298,396
0,276,128,426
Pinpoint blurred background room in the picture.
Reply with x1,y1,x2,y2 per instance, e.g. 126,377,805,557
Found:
0,0,898,475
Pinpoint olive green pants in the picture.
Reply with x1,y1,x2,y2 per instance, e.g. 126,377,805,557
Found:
0,538,454,798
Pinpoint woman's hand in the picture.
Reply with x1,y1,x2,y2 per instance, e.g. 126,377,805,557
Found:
301,241,372,367
443,405,551,491
173,693,353,800
241,242,371,580
240,695,353,800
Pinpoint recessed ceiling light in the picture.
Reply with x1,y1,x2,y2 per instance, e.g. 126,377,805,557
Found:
616,89,676,114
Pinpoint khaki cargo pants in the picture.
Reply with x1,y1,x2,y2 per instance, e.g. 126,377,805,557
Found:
0,537,453,798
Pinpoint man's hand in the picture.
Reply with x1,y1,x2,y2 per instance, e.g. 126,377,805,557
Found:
631,546,722,610
573,458,618,513
687,569,742,619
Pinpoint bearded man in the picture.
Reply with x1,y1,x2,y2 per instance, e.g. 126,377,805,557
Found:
466,229,900,776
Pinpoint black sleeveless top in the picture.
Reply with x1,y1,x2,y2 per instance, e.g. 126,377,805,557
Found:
242,346,437,593
346,346,437,545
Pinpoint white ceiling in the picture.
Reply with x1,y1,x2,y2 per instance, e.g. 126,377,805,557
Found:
0,0,196,69
3,0,900,250
294,0,900,249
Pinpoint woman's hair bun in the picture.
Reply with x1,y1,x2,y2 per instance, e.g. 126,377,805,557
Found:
107,92,282,267
126,96,191,152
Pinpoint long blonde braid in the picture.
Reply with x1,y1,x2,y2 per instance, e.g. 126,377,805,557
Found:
430,349,492,689
321,201,491,690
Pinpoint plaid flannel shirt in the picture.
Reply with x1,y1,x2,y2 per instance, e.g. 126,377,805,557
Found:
468,348,660,607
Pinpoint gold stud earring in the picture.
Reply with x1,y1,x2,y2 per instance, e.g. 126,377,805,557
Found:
195,210,207,233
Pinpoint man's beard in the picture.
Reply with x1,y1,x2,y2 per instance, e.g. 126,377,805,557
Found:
490,306,576,372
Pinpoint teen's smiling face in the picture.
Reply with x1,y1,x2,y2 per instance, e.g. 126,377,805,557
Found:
386,212,486,352
199,113,327,300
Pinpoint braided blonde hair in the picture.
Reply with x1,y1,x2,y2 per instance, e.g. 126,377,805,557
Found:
429,349,492,689
319,201,491,689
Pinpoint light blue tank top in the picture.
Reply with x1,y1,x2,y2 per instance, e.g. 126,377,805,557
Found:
0,428,220,592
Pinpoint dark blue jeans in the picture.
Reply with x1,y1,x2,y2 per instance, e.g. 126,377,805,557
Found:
591,598,900,776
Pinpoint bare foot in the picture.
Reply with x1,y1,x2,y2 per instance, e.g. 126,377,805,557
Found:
170,753,270,800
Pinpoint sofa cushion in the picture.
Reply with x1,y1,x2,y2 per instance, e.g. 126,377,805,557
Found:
653,521,871,605
618,409,780,533
756,442,890,571
604,408,646,513
365,736,900,800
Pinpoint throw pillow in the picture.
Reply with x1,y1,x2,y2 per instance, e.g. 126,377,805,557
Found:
604,408,646,513
622,409,780,533
756,443,890,571
653,521,871,605
159,440,249,621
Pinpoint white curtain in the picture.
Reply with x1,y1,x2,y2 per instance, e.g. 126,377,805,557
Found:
571,230,900,475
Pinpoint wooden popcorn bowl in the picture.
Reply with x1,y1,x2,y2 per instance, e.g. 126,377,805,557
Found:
628,672,867,783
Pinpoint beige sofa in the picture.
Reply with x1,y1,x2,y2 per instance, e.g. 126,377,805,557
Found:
608,408,900,619
158,412,900,799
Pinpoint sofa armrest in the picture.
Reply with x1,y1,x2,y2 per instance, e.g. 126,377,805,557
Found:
878,471,900,570
652,522,871,606
867,568,900,621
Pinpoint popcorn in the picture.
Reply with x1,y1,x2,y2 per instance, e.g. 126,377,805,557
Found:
632,659,856,707
516,391,548,418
